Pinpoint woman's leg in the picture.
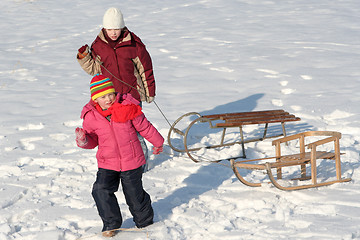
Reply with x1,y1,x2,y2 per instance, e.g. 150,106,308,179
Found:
120,166,154,228
138,102,149,172
137,133,149,172
92,168,122,231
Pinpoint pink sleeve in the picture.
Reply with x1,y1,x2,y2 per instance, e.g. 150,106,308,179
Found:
79,113,99,149
132,114,164,147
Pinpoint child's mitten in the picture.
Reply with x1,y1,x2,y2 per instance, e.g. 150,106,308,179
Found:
77,44,89,59
152,145,163,155
75,127,87,146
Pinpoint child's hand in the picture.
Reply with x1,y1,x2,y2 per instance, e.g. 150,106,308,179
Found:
146,96,155,103
78,44,88,54
77,45,89,59
75,127,87,146
152,145,163,155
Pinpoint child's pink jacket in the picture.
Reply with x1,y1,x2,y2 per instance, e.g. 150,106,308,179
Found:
78,94,164,172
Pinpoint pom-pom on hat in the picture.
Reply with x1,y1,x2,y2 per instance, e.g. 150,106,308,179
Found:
90,74,115,101
103,7,125,29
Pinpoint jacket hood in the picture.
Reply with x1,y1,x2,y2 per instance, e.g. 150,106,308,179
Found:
96,28,144,48
98,28,131,46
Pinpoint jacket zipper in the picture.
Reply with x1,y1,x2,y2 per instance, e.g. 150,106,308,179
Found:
113,47,124,93
93,107,123,171
109,120,122,171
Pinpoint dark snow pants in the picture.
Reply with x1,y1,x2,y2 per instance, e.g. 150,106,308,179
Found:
91,167,154,231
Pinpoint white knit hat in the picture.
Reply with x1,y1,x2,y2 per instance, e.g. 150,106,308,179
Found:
103,7,125,29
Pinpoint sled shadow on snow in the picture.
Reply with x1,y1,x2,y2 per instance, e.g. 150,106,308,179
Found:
200,93,265,115
149,93,313,222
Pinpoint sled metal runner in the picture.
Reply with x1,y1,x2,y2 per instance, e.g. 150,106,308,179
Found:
167,109,301,162
230,131,351,190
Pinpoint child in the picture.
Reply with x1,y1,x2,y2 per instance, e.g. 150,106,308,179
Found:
75,74,164,237
76,7,157,172
76,7,156,104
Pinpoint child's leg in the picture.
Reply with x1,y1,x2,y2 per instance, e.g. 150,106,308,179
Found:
120,166,154,228
92,168,122,231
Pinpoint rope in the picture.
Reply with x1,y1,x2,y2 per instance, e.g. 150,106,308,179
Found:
153,100,172,128
161,144,233,169
95,57,173,127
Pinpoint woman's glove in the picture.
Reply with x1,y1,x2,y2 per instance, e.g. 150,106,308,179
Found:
75,127,87,146
77,44,89,59
152,145,163,155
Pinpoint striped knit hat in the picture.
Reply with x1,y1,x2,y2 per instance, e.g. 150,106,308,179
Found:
90,74,115,101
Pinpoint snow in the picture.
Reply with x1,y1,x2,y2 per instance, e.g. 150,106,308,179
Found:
1,0,360,239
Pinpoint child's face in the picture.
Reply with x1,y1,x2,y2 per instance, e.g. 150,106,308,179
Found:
105,29,122,41
94,93,116,110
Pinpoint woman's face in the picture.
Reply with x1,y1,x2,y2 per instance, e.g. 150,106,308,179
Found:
105,29,121,41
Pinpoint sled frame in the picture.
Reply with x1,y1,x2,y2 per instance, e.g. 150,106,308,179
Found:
167,109,301,162
230,131,351,190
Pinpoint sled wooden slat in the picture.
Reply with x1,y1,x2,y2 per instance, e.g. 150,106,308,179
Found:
216,116,300,127
230,131,352,191
203,109,286,120
202,109,301,158
214,110,300,127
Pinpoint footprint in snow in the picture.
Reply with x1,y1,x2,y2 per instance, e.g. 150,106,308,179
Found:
257,68,293,79
256,68,279,75
14,123,45,151
63,120,82,128
17,123,44,131
291,105,302,111
18,137,43,151
271,99,283,107
209,67,234,72
280,81,288,86
281,88,296,95
301,75,312,80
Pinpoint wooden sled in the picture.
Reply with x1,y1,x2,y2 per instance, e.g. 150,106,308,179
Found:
230,131,351,190
167,109,301,162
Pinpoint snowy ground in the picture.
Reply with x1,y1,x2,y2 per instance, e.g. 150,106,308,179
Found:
1,0,360,239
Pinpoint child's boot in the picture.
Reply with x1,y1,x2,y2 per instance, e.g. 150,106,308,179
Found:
102,230,117,237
